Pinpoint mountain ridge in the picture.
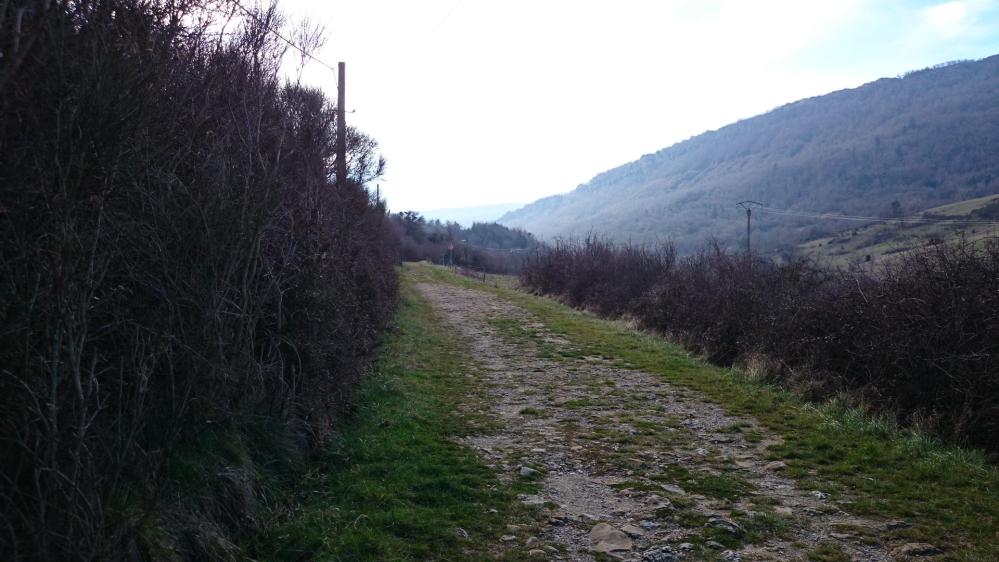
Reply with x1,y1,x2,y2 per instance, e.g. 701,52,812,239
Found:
499,55,999,253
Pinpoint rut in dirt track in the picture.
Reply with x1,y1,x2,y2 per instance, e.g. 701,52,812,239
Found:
418,282,903,562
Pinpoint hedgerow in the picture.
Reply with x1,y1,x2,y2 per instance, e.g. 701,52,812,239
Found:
1,1,397,558
522,237,999,451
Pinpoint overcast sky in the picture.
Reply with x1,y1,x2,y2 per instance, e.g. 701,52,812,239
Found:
279,0,999,213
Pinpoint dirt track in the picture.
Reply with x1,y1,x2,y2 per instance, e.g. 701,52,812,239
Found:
418,282,899,562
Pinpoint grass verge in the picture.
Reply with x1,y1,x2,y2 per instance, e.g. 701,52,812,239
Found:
406,262,999,562
254,276,535,561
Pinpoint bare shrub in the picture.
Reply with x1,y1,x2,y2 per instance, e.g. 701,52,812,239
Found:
522,237,999,451
521,237,675,316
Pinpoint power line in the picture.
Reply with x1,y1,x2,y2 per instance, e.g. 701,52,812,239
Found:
752,204,999,227
431,1,462,32
229,0,339,75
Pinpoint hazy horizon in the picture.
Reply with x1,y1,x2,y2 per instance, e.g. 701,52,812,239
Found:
280,0,999,213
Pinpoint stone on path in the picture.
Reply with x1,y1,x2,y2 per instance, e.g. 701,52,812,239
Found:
519,465,541,478
621,523,646,537
519,494,546,507
763,460,787,471
589,522,633,553
891,543,942,557
706,515,743,535
642,545,682,562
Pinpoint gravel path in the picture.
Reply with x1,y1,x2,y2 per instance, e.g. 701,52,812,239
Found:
418,282,901,562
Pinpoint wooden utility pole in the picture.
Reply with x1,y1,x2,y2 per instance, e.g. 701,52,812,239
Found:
336,61,347,188
736,201,763,254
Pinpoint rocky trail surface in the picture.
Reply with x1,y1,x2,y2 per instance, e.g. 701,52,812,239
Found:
417,282,926,562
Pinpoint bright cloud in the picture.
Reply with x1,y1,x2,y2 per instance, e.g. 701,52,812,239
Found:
921,1,973,37
278,0,999,213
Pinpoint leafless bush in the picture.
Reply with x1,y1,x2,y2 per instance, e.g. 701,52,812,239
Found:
522,237,999,451
0,0,397,559
521,237,675,316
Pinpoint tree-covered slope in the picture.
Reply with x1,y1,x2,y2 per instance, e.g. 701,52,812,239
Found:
499,55,999,253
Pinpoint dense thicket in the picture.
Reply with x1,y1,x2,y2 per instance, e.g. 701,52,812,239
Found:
391,211,535,273
501,56,999,253
0,1,397,559
522,238,999,451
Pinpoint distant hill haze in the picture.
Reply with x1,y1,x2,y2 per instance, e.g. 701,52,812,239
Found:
419,202,525,227
499,55,999,254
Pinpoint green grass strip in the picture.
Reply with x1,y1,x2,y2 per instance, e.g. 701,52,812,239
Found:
256,277,530,561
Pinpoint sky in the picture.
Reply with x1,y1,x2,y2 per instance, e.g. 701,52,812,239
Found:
278,0,999,213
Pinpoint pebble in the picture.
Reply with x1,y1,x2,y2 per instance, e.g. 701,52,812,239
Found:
589,522,633,553
660,484,686,495
527,548,547,558
520,494,546,507
696,447,710,456
454,527,469,540
678,542,694,551
500,534,517,542
706,515,743,535
519,465,541,478
722,550,742,562
525,536,540,547
621,523,646,537
706,540,725,550
763,461,787,471
642,545,682,562
811,490,829,500
891,543,942,557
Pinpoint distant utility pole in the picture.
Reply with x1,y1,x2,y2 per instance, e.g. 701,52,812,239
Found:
336,61,347,188
736,201,764,253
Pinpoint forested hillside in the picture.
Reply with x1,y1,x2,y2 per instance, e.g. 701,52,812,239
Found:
500,56,999,253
